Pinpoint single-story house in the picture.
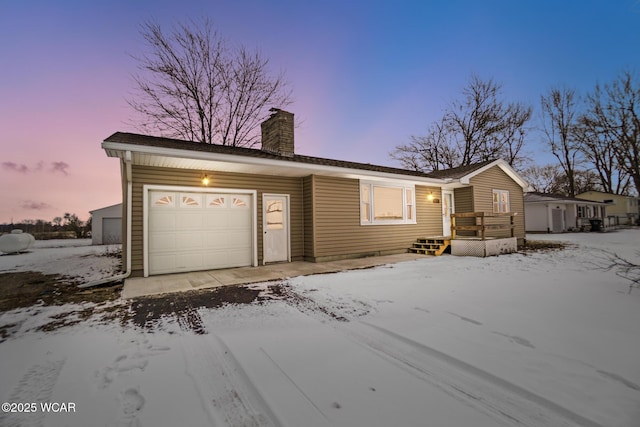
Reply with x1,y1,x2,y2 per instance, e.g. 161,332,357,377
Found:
524,192,607,233
576,190,639,226
89,203,123,244
102,109,528,278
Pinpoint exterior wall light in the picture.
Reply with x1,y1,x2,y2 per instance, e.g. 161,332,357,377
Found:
201,174,210,186
427,192,434,202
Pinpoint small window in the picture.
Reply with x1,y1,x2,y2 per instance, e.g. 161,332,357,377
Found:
206,195,226,207
406,188,414,221
266,200,283,229
152,193,174,207
361,185,371,223
232,197,248,208
180,194,202,208
492,190,510,213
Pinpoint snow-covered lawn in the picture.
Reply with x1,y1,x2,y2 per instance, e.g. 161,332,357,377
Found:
0,238,120,284
1,231,639,426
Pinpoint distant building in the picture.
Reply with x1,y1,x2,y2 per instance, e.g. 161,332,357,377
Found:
524,192,607,233
90,203,122,244
576,191,639,226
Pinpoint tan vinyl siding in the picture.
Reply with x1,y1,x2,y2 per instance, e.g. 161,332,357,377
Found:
310,176,441,261
453,186,475,236
468,167,525,240
130,165,303,276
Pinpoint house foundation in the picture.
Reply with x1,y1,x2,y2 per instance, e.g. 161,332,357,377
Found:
451,237,517,257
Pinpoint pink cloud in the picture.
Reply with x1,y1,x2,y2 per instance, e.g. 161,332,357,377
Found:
2,162,29,173
21,200,52,210
51,161,70,175
1,161,70,175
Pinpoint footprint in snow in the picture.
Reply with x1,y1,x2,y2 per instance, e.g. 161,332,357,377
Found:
96,355,149,389
118,387,145,427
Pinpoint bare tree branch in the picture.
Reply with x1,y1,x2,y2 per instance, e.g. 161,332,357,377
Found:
391,75,532,172
580,70,640,195
127,18,292,146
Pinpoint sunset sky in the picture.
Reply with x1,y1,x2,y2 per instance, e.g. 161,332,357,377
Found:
1,0,639,224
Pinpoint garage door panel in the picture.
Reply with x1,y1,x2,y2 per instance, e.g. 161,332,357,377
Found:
149,233,176,252
202,251,231,269
224,230,252,249
225,249,252,266
150,212,176,229
176,232,204,250
203,232,230,250
148,190,253,275
203,211,229,228
149,254,176,274
176,212,205,229
175,252,205,270
228,211,250,227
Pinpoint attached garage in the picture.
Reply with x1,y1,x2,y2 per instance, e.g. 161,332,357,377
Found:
145,188,256,276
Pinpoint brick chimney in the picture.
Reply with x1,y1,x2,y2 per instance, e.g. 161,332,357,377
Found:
261,109,294,157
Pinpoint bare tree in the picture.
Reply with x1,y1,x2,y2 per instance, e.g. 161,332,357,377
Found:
392,75,532,172
521,164,599,195
576,116,631,194
520,164,564,193
540,87,583,197
128,18,292,147
390,119,459,171
581,70,640,195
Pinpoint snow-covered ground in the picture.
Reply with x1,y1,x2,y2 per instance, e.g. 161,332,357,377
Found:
1,231,639,426
0,238,120,283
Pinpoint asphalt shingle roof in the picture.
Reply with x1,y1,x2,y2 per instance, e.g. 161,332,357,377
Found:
104,132,435,179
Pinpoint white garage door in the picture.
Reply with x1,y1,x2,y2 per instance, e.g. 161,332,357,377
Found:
148,190,252,275
102,218,122,244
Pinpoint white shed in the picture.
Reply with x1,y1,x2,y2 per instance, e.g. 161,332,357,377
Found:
90,203,122,245
524,193,607,233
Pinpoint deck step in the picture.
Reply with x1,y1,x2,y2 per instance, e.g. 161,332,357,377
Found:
409,237,451,256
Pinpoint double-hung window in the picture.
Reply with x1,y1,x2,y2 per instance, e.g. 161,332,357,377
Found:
492,189,510,213
360,181,416,225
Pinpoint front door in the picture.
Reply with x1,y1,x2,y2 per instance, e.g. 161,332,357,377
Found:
442,190,454,236
263,194,289,263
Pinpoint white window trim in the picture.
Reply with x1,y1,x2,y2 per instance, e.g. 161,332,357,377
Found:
360,181,417,225
492,189,511,213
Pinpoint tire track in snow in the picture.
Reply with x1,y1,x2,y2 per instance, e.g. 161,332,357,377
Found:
347,321,604,427
0,359,65,427
278,288,604,427
180,333,283,427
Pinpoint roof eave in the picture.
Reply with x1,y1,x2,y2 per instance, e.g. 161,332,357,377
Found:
102,141,446,186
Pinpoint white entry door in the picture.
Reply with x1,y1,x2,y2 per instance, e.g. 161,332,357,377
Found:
442,190,454,236
263,194,289,263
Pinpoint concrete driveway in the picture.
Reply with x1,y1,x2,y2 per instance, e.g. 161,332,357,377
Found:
123,253,426,298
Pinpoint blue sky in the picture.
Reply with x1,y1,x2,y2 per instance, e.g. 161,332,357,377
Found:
1,0,639,222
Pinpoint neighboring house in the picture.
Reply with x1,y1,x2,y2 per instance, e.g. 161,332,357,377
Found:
524,192,607,233
102,109,528,278
90,203,123,245
576,191,639,226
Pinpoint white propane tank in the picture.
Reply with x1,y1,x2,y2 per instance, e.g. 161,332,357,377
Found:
0,229,36,254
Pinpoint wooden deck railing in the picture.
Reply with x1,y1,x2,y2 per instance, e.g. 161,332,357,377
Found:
450,212,516,240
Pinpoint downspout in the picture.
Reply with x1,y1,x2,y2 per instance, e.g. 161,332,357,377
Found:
78,151,133,288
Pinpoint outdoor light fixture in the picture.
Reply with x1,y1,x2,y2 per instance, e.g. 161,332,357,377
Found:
427,192,434,201
201,174,210,186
